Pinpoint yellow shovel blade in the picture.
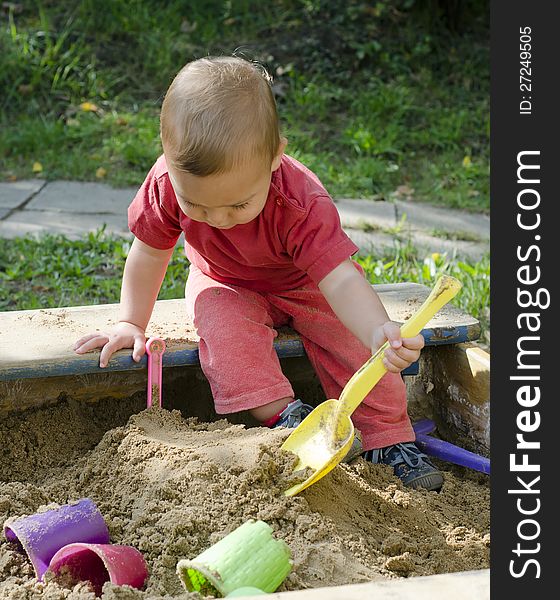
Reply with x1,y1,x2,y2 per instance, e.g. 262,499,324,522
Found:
281,400,354,496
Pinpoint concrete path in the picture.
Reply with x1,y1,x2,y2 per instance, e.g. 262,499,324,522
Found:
0,180,489,260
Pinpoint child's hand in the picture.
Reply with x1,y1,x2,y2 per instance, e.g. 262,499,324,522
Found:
372,321,425,373
73,321,147,368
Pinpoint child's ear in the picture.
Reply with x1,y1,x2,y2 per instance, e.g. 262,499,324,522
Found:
271,137,288,171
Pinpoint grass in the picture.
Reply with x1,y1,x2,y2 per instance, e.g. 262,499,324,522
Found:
0,229,185,310
0,0,490,211
354,220,383,234
430,229,484,242
0,230,490,348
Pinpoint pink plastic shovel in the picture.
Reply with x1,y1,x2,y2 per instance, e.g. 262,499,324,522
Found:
146,337,166,408
47,543,149,595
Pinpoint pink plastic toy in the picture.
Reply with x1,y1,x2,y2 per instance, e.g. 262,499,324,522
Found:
146,337,166,408
47,543,149,595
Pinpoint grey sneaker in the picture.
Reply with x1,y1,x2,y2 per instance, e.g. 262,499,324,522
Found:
272,399,313,428
273,400,362,464
342,428,364,463
364,442,443,491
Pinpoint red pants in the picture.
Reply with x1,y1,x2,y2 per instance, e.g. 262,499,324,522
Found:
185,265,415,450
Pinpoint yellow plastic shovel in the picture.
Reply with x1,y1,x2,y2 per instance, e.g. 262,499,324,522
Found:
282,275,462,496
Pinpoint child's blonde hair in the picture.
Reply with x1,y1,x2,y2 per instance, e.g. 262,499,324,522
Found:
160,56,281,176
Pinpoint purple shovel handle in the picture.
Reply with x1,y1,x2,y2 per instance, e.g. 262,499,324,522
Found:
411,418,437,436
413,420,490,475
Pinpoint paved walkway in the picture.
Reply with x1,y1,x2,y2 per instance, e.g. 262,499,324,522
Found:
0,180,489,260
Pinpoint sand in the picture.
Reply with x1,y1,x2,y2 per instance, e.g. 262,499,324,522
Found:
0,395,490,599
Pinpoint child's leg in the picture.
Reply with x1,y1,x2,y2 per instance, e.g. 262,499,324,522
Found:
184,266,294,416
266,282,415,451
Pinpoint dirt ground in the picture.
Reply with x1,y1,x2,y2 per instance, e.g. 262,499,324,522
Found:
0,395,490,599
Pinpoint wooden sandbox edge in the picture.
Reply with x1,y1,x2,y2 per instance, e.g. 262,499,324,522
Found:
262,569,489,600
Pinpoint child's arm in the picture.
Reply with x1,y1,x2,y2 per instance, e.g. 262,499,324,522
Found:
73,237,174,368
318,259,424,372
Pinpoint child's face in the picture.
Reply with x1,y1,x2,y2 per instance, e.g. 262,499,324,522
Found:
168,149,284,230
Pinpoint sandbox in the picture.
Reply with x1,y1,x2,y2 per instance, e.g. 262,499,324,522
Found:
0,287,490,598
0,389,489,599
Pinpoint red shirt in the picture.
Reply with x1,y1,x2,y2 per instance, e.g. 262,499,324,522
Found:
128,154,359,293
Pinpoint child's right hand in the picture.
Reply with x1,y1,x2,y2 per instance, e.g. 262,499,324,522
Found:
73,321,147,368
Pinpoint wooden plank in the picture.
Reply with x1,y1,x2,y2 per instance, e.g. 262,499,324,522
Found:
0,355,326,416
432,343,490,453
410,343,490,454
0,283,479,381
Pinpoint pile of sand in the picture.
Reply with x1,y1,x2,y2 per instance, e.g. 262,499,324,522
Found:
0,397,490,599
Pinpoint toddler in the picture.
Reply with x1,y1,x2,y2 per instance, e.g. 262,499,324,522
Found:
74,56,443,491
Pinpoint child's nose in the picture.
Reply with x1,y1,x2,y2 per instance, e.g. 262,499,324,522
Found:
208,208,230,227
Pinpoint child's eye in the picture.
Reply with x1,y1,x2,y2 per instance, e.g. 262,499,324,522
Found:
184,200,197,208
232,203,249,210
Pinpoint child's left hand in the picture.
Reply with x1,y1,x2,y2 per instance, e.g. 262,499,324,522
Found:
372,321,425,373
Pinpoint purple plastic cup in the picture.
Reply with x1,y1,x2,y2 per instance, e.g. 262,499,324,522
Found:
3,498,110,580
47,543,149,595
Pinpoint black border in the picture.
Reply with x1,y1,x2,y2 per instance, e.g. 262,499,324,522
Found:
491,1,557,595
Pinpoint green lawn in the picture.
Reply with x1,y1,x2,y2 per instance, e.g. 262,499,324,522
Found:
1,0,489,211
